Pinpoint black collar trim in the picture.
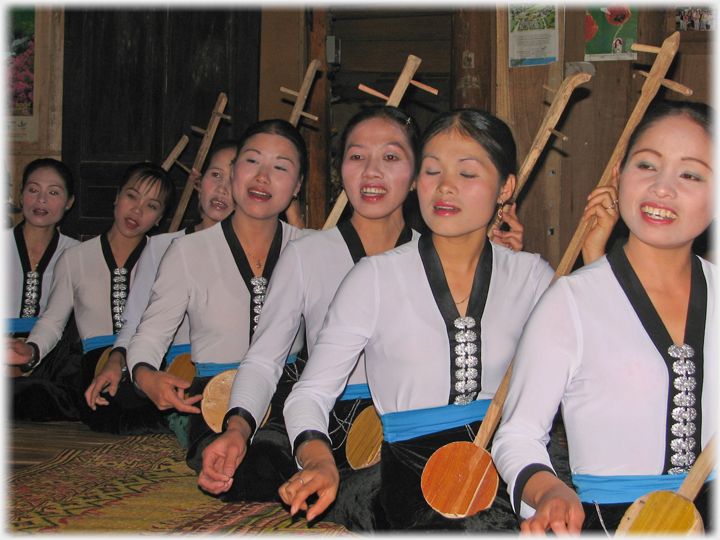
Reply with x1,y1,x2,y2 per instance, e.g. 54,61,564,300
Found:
607,241,706,473
418,234,493,404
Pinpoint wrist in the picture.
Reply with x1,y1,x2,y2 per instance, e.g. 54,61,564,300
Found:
224,415,252,442
18,342,40,373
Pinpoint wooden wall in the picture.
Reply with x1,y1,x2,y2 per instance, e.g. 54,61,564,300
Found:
6,6,711,260
7,8,65,227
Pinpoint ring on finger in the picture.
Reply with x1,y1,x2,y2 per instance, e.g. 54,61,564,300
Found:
296,477,304,485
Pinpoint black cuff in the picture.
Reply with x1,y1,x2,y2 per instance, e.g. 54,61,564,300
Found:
110,346,126,359
222,407,257,436
18,342,41,373
514,463,556,518
292,430,332,458
130,362,157,397
130,361,156,382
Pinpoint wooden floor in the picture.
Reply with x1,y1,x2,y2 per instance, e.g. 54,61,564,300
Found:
8,421,128,474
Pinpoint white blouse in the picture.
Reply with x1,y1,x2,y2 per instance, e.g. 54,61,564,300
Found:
112,228,190,352
284,236,554,448
228,223,419,428
492,252,717,514
6,225,79,319
27,234,145,360
127,218,312,374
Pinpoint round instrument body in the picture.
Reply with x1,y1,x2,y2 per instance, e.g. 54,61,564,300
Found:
93,347,114,377
615,490,703,535
345,405,383,469
166,353,195,384
201,369,271,433
421,441,499,518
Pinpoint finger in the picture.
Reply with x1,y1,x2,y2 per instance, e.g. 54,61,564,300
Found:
198,470,232,494
94,396,110,406
306,489,336,521
201,452,232,482
107,381,120,397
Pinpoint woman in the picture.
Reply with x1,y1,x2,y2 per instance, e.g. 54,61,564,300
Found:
7,162,174,426
6,159,78,338
126,119,312,468
197,107,526,514
84,141,238,413
491,101,715,534
277,109,619,531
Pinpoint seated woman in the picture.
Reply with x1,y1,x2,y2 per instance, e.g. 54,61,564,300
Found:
277,108,618,531
83,142,238,434
7,162,175,430
491,101,715,534
6,159,78,339
197,106,521,515
126,119,312,472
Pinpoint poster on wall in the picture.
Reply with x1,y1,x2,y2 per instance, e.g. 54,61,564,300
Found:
508,4,559,67
585,4,638,61
675,6,715,31
7,7,39,142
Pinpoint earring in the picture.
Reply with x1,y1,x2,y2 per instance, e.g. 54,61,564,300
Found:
497,204,504,222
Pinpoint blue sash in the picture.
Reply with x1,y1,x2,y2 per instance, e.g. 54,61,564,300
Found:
195,353,298,378
338,383,371,401
380,399,491,443
7,317,38,334
165,343,191,367
573,471,717,504
195,362,240,378
82,334,116,354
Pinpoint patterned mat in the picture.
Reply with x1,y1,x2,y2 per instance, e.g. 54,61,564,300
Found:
9,433,352,534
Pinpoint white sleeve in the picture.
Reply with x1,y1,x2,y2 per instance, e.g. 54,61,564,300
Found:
229,242,305,428
27,250,75,360
112,239,165,351
283,258,377,449
491,279,580,516
127,241,191,374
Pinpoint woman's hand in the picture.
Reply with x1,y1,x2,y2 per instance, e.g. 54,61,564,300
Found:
5,338,34,366
85,350,125,409
491,203,524,252
581,182,620,265
198,416,252,494
520,471,585,535
278,440,339,521
134,365,202,413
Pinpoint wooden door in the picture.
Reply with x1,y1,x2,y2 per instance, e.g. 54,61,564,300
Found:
61,9,261,238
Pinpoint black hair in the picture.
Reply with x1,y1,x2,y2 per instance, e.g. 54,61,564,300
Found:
202,139,241,174
621,100,713,170
338,105,420,168
22,158,75,199
119,162,175,217
417,108,517,184
236,119,307,182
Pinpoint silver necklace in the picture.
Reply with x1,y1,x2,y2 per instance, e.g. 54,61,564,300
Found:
245,251,263,269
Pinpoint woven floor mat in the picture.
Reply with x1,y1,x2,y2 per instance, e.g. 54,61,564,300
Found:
9,433,352,534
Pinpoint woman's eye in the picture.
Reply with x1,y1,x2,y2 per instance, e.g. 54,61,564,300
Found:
348,154,362,161
274,165,288,172
460,172,477,179
680,172,704,182
636,161,655,171
423,169,440,176
127,192,136,199
148,203,158,210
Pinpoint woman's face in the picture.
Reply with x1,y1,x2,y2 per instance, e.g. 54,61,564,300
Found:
619,114,713,251
417,130,514,239
231,133,302,220
22,167,74,228
198,147,236,223
341,117,415,221
112,177,166,239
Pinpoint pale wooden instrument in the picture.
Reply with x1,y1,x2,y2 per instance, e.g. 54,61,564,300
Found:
322,54,438,231
487,67,593,233
555,32,692,277
345,405,383,470
201,369,271,433
421,33,693,519
616,434,715,535
92,346,115,377
168,93,231,232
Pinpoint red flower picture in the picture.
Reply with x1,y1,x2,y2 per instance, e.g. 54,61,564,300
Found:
601,4,632,26
585,13,599,42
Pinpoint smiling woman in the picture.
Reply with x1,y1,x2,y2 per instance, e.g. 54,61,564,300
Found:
8,162,175,431
492,101,715,535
